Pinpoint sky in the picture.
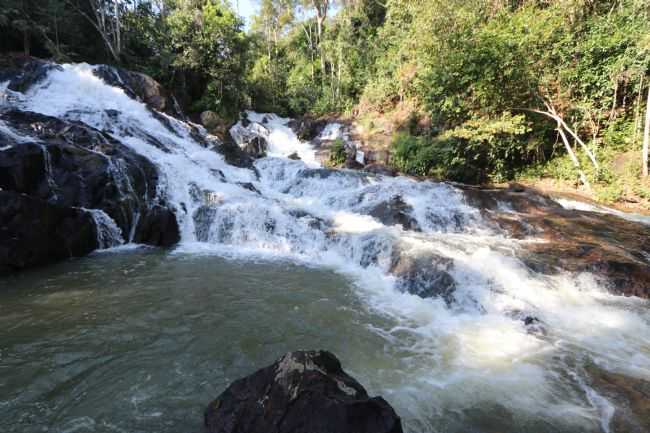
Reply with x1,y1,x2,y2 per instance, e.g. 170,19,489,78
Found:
231,0,259,27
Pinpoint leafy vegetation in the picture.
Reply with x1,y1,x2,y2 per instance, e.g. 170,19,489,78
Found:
326,138,347,167
2,0,649,203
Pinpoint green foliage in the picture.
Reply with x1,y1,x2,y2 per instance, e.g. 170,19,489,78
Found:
165,1,249,118
327,138,347,167
4,0,650,201
392,113,531,183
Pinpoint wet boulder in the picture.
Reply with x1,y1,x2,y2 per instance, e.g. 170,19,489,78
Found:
0,109,181,273
0,191,98,274
0,109,179,248
459,185,650,298
204,350,403,433
132,205,180,247
242,136,268,159
93,65,183,118
215,135,255,169
390,251,456,303
229,121,270,159
367,196,420,231
200,110,230,138
6,58,62,93
288,116,329,141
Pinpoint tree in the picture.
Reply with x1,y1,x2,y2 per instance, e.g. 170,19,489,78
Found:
166,0,250,117
65,0,124,62
641,87,650,177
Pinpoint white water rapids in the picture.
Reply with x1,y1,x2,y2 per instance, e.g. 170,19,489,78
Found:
2,64,650,432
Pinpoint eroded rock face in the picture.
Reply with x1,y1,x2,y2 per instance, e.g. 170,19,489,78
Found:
0,109,179,273
204,350,403,433
93,65,183,118
0,191,98,273
460,185,650,298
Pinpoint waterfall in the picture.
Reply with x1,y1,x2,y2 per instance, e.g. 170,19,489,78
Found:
84,208,125,249
3,62,650,432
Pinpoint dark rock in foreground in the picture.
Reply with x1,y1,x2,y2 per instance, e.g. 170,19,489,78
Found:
204,350,403,433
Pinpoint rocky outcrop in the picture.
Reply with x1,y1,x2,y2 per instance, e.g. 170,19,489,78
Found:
229,120,269,159
93,65,184,118
288,116,329,141
367,195,420,231
0,109,179,273
0,191,98,273
205,350,403,433
200,110,230,138
461,184,650,298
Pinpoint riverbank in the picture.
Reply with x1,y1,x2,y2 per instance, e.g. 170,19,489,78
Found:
308,108,650,215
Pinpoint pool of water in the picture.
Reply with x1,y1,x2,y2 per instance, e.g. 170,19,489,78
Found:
1,247,648,433
0,248,400,433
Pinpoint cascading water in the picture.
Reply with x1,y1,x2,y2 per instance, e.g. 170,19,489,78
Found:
83,208,125,249
1,63,649,433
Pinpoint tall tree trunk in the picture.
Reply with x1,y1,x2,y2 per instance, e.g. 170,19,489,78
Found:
643,86,650,177
114,0,121,57
557,122,590,189
23,30,30,56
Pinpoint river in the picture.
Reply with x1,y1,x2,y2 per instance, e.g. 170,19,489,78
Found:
1,63,649,433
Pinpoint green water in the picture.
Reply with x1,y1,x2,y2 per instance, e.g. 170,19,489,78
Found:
0,248,398,433
1,247,647,433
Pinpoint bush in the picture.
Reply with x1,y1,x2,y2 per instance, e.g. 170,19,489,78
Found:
327,139,347,167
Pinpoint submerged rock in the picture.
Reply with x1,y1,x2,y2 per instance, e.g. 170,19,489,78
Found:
585,365,650,433
204,350,403,433
367,195,420,231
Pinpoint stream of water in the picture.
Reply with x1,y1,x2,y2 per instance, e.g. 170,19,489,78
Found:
1,63,649,433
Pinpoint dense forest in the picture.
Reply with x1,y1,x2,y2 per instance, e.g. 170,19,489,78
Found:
2,0,650,204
